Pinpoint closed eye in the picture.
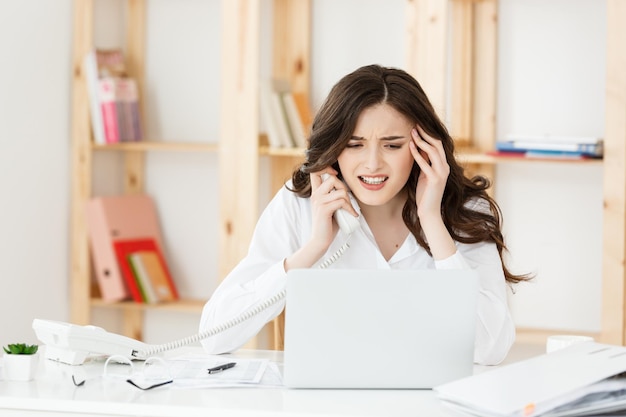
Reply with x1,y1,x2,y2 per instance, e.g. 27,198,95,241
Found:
345,142,363,148
383,137,408,149
385,143,404,149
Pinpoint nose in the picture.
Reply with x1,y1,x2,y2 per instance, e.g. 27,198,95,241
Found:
364,146,383,171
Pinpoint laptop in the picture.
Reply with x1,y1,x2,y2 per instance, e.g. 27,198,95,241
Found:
283,268,479,389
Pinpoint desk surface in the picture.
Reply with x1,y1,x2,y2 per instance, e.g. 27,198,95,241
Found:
0,343,545,417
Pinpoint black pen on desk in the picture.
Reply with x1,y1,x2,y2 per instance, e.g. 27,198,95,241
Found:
207,362,236,374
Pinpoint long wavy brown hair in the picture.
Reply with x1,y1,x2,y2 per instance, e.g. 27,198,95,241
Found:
289,64,529,284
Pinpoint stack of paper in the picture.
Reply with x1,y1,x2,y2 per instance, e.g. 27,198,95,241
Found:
434,342,626,417
163,354,283,388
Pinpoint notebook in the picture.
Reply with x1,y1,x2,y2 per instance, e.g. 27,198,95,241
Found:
283,268,479,389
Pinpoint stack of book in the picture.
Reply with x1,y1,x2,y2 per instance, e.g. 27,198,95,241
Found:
85,194,178,304
492,135,603,160
84,49,143,145
260,78,313,149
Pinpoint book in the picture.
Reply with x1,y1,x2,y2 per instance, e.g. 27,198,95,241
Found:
114,78,129,142
496,135,603,158
84,51,106,145
84,49,143,145
115,78,142,142
112,239,147,303
272,78,301,148
281,91,307,148
99,78,120,144
488,150,595,160
129,251,177,303
113,238,178,303
125,78,143,141
127,252,154,303
84,49,126,145
525,150,595,159
260,78,295,148
85,194,166,302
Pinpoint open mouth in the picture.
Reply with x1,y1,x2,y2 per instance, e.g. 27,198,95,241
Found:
359,176,388,185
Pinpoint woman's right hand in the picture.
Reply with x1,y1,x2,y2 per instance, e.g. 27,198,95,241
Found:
284,168,356,271
310,168,354,247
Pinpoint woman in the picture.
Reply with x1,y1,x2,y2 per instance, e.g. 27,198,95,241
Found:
200,64,529,365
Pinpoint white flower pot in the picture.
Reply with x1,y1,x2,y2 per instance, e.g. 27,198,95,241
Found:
2,353,39,381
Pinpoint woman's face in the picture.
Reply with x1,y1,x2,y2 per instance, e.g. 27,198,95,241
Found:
336,103,415,208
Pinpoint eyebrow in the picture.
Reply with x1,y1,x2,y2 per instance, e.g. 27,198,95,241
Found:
349,135,407,141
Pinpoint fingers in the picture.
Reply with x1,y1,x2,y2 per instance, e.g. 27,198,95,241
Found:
310,169,358,217
411,126,445,160
409,126,448,174
310,167,338,193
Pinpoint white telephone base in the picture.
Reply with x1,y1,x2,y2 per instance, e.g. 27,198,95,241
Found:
44,345,89,366
32,319,153,365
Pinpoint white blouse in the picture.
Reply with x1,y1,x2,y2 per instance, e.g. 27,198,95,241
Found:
199,183,515,365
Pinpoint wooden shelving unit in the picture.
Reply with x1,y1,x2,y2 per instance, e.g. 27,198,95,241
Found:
69,0,217,341
70,0,626,349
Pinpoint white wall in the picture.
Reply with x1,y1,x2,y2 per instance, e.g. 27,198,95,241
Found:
497,0,606,332
0,0,607,347
0,0,72,345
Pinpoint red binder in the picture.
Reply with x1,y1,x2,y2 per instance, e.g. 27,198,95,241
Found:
85,195,166,302
113,238,178,303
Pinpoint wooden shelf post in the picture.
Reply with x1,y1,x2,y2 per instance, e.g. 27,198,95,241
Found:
70,0,94,326
218,1,261,286
269,0,312,350
602,0,626,345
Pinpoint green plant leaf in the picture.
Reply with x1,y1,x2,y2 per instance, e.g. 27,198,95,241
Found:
3,343,38,355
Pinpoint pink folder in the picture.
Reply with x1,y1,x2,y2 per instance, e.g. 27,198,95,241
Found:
85,194,166,302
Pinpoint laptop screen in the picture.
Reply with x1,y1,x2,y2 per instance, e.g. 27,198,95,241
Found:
283,268,478,389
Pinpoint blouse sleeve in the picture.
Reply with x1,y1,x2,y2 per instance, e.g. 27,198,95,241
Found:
198,186,302,354
433,207,515,366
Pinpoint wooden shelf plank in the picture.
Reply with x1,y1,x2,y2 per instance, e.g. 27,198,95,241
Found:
258,146,306,157
457,152,604,165
90,298,206,314
93,141,218,152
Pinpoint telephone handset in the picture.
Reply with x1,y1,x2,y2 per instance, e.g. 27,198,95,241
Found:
333,203,360,235
321,173,360,235
32,176,359,365
32,319,152,365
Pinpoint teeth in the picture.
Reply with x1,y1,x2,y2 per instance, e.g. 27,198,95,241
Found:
360,176,387,185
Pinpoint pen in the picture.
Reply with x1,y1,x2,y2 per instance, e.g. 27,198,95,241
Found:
207,362,236,374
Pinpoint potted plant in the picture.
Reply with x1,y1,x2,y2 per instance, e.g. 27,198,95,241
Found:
3,343,39,381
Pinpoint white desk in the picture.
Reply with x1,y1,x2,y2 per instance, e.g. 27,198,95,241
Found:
0,344,544,417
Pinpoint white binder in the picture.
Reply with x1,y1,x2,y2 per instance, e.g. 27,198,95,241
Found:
434,342,626,417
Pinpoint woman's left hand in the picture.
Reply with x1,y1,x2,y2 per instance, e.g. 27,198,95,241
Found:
409,125,450,220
